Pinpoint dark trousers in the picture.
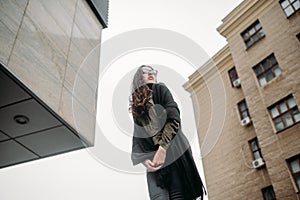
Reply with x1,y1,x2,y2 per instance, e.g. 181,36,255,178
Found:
147,168,186,200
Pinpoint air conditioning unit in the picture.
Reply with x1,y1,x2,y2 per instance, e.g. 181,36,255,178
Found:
240,116,251,126
233,78,241,88
252,157,265,169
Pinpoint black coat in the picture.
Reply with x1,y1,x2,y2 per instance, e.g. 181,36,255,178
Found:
131,83,206,200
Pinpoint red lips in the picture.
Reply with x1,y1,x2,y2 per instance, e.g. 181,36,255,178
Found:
148,75,154,80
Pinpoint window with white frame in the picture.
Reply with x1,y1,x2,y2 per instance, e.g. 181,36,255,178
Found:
268,95,300,132
279,0,300,17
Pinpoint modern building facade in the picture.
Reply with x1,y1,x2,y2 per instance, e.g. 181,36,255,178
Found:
184,0,300,199
0,0,109,168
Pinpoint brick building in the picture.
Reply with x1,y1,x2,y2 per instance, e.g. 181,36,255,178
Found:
184,0,300,199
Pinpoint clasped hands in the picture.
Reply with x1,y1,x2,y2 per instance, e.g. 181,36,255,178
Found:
144,146,166,172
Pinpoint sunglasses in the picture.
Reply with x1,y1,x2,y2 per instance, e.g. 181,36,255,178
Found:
142,69,158,76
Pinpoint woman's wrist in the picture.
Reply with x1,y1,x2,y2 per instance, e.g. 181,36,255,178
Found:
159,145,167,151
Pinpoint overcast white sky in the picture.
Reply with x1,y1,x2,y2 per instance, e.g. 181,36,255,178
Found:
0,1,243,200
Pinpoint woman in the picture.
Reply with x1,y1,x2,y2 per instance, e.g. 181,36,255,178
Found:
129,65,206,200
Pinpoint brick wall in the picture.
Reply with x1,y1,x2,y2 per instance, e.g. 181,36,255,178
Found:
185,0,300,199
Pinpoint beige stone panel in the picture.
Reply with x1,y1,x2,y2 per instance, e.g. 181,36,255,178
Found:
64,63,97,115
66,28,100,116
79,40,101,88
59,87,96,145
25,0,76,56
65,40,100,92
0,21,15,65
58,87,76,128
16,14,68,82
72,98,96,146
0,0,28,33
67,0,102,77
74,0,101,42
72,69,97,114
67,37,86,74
0,0,28,65
8,38,63,112
67,2,101,83
68,27,100,68
63,63,77,92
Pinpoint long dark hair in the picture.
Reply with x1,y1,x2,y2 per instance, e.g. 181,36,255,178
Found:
129,65,154,119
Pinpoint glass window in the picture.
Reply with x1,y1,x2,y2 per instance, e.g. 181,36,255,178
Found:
241,112,248,119
243,33,249,40
285,5,295,16
255,23,261,30
290,160,300,173
254,66,263,74
228,67,240,87
259,76,267,87
253,151,261,160
238,99,250,120
269,56,277,65
266,71,275,82
288,98,297,108
279,102,288,113
262,185,276,200
247,40,253,47
253,54,282,87
294,1,300,9
296,175,300,190
274,118,285,131
241,20,265,48
274,67,282,76
287,155,300,191
283,113,293,127
251,141,258,151
262,60,269,70
279,0,300,17
270,107,280,118
240,103,246,111
281,0,290,8
268,95,300,132
293,109,300,122
250,138,263,160
249,28,255,36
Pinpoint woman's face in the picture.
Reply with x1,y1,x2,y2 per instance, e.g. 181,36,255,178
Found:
142,66,157,84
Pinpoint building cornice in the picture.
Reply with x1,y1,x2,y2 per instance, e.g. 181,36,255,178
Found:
183,45,232,93
217,0,275,39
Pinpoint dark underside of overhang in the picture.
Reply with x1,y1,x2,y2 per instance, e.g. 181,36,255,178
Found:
0,63,89,169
